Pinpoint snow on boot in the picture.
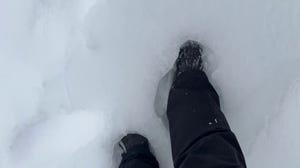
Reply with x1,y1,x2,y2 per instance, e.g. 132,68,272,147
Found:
175,40,203,77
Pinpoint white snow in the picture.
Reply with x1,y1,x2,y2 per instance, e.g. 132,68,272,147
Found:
1,0,300,167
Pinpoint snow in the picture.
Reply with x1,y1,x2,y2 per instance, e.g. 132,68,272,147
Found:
1,0,300,167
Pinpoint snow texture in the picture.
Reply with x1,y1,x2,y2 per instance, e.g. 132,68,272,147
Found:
1,0,300,167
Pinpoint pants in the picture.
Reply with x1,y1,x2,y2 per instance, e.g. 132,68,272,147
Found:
120,71,247,168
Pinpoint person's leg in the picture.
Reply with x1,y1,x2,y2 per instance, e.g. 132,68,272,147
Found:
118,134,159,168
167,41,246,168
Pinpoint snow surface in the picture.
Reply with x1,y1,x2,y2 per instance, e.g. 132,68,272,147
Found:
1,0,300,167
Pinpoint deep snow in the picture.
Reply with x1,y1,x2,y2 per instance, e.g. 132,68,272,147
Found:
1,0,300,167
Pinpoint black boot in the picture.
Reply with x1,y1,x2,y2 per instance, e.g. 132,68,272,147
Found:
172,40,209,90
175,40,203,78
118,134,159,168
119,134,150,154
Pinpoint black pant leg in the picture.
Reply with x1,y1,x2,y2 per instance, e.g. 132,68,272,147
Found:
119,146,159,168
167,70,246,168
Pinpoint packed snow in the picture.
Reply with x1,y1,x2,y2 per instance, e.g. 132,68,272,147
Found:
1,0,300,167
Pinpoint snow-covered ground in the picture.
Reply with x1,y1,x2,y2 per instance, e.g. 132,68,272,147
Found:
1,0,300,167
